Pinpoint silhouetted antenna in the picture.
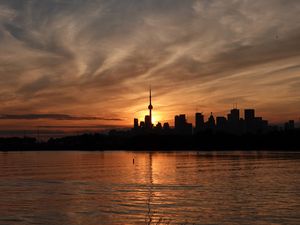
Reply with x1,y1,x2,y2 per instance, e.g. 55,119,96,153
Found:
149,86,152,105
148,86,153,125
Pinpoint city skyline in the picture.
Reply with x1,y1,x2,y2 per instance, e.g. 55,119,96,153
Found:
0,0,299,135
0,87,299,137
133,88,296,136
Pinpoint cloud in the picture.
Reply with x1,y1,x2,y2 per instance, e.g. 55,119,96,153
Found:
0,114,122,121
0,0,299,130
37,125,128,129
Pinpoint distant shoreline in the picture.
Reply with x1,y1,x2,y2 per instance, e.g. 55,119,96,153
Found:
0,129,299,151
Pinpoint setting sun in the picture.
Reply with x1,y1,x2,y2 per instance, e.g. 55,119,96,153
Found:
136,111,162,125
151,113,162,125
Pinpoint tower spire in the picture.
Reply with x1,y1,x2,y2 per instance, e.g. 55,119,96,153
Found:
150,86,152,105
148,86,153,126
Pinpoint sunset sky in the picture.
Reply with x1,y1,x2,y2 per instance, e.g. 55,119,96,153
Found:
0,0,299,135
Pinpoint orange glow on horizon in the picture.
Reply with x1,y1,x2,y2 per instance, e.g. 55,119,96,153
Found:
134,110,164,126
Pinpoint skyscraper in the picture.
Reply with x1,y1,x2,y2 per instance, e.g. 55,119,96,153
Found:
145,115,151,129
174,114,192,135
195,112,204,131
216,116,227,130
244,109,255,121
175,114,187,130
207,112,216,130
134,118,139,129
228,108,240,122
227,108,241,134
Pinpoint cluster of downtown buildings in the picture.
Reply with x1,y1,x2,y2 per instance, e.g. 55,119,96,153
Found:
132,89,296,135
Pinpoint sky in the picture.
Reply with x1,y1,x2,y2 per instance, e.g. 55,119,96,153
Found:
0,0,299,135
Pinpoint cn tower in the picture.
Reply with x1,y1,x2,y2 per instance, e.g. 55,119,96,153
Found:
148,87,153,126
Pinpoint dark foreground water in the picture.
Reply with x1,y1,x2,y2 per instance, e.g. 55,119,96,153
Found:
0,151,299,225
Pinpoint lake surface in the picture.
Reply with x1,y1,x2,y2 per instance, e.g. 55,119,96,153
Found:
0,151,299,225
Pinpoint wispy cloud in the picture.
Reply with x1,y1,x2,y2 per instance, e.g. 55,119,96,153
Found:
0,0,299,131
0,114,122,121
37,125,128,129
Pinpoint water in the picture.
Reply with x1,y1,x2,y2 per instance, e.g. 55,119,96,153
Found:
0,151,299,225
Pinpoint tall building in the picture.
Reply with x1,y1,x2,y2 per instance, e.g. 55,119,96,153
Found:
134,118,139,129
175,115,179,128
228,108,240,122
285,120,295,130
175,114,192,135
206,112,216,130
195,112,204,133
145,115,151,128
155,122,162,130
216,116,227,130
227,108,241,134
175,114,187,130
244,109,255,121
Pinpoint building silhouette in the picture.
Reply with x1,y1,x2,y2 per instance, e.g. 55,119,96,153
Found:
145,115,151,129
132,89,296,136
285,120,295,130
175,114,193,135
134,118,139,130
245,109,255,121
227,108,241,134
195,112,204,133
216,116,227,131
163,122,170,130
244,109,255,133
205,112,216,130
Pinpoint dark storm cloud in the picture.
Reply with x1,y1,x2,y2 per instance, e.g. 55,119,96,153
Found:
0,0,299,127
